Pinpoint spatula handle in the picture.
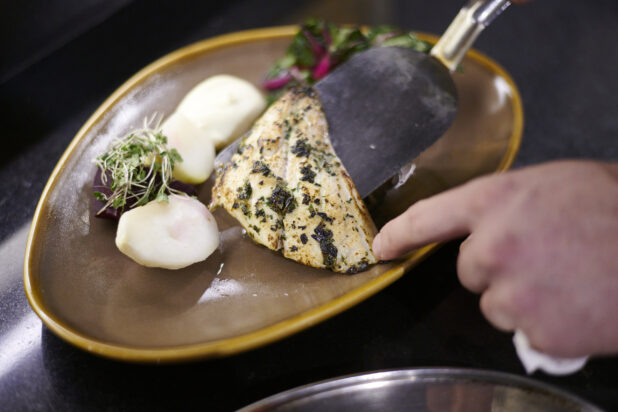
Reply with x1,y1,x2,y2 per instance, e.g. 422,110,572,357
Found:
430,0,511,71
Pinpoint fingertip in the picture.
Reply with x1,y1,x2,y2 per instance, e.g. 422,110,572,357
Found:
373,230,401,261
372,232,384,260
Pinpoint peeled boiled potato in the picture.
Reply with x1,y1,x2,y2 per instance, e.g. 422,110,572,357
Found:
176,74,266,149
116,195,219,269
161,112,215,184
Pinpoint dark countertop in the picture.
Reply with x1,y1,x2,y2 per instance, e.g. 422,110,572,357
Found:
1,0,617,410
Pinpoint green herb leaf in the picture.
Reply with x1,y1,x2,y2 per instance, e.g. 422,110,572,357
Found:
289,32,315,67
263,19,432,103
365,25,399,43
380,33,431,52
155,192,169,203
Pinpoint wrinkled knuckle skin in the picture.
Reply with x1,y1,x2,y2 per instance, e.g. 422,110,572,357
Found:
602,161,618,181
466,177,496,216
495,174,521,197
456,231,511,293
488,232,520,270
468,174,520,216
508,283,539,319
474,244,504,275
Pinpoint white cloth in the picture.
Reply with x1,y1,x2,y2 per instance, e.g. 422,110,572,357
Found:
513,330,588,375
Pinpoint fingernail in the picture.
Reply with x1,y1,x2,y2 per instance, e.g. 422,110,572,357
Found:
372,234,383,259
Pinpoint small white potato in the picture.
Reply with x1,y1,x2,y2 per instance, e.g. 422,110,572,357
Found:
161,112,215,184
176,74,266,149
116,195,219,269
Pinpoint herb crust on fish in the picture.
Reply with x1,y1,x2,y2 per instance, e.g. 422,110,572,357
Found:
211,88,377,273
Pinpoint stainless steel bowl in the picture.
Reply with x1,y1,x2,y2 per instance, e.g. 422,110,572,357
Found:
239,368,603,412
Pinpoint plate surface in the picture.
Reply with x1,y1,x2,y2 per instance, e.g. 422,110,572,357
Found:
24,27,522,362
239,368,602,411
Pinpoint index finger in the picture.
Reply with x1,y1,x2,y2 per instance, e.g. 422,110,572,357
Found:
372,175,498,260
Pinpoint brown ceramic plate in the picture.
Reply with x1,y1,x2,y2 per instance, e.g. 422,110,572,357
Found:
23,26,522,363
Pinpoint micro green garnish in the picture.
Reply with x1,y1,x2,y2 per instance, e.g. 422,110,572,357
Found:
93,114,183,215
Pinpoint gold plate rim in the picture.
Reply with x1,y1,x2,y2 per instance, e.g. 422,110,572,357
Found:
23,26,523,363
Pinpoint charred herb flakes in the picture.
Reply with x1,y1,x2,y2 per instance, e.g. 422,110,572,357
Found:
345,259,369,274
237,181,253,200
291,139,311,157
251,161,272,176
300,165,316,183
267,184,297,216
317,211,334,223
311,222,338,268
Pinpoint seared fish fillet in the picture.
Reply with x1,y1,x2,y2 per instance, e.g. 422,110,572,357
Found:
211,88,377,273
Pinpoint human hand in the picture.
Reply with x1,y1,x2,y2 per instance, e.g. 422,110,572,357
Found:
372,161,618,358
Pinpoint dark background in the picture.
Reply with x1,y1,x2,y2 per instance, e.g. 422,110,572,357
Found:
0,0,616,410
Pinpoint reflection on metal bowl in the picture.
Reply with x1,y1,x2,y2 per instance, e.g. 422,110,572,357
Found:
240,368,602,412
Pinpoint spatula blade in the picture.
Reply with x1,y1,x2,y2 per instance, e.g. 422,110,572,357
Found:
215,46,457,198
314,46,457,198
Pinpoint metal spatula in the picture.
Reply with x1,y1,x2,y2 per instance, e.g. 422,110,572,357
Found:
217,0,512,198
